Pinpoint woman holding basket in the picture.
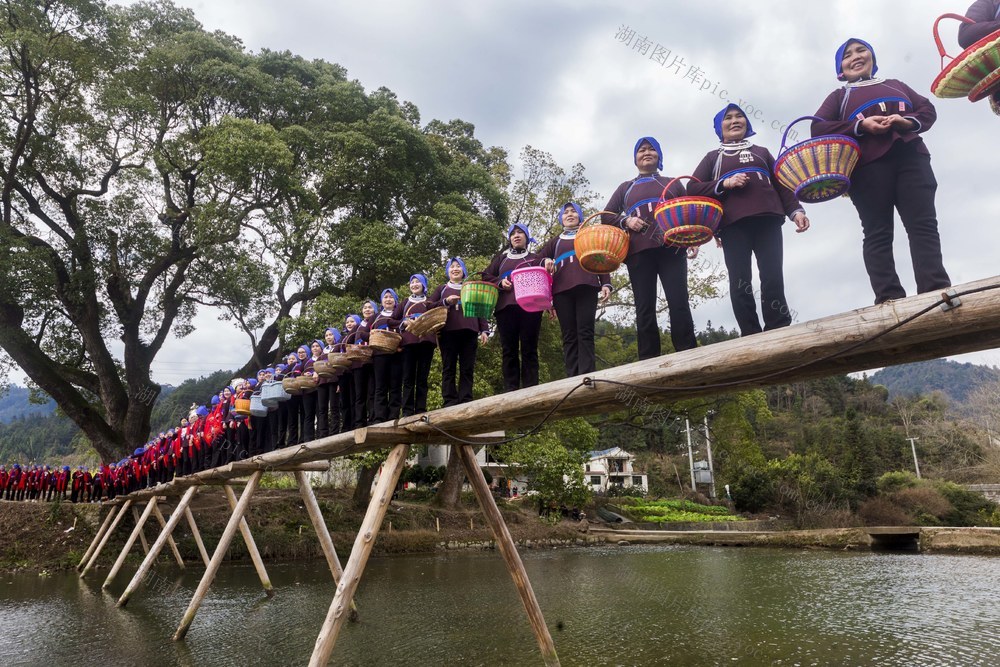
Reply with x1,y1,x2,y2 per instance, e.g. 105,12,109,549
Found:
812,38,950,305
689,104,809,336
369,288,404,423
540,202,612,376
601,137,697,360
394,274,437,416
429,257,489,406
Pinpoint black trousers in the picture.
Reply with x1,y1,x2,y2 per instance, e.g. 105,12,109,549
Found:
401,342,435,416
339,371,355,432
439,329,478,407
286,395,302,446
372,352,403,423
718,214,791,336
848,141,950,304
316,382,340,438
495,306,542,392
625,245,696,359
275,400,288,449
553,285,599,377
353,364,374,426
300,390,317,443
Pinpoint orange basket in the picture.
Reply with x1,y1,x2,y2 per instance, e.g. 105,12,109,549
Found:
575,211,629,274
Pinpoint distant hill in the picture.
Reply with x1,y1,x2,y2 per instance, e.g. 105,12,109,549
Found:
0,386,57,423
870,359,1000,404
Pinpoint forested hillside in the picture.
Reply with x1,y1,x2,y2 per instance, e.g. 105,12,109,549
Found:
870,358,1000,404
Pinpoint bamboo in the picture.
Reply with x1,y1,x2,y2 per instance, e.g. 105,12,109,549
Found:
78,506,117,570
223,484,273,596
103,498,158,589
457,445,560,667
184,507,211,567
308,444,409,667
295,471,359,621
153,503,186,569
173,472,262,640
131,505,151,555
80,500,132,578
117,487,197,608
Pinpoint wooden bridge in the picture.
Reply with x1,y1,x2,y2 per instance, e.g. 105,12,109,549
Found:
78,275,1000,666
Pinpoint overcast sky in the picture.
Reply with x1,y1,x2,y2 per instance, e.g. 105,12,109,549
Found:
25,0,1000,385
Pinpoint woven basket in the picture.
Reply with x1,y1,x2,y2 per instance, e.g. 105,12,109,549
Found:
774,116,859,203
295,375,318,393
326,352,352,368
931,14,1000,99
460,280,499,318
313,359,341,379
575,211,629,274
260,380,290,406
405,306,448,337
344,344,374,364
652,176,722,248
282,377,302,396
233,398,252,416
369,329,402,353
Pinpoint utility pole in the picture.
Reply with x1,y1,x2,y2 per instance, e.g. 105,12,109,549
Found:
907,437,921,479
685,418,696,491
703,414,716,499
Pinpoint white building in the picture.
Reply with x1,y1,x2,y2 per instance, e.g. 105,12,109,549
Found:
585,447,648,494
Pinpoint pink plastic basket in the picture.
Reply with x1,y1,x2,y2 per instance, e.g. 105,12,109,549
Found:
511,266,553,312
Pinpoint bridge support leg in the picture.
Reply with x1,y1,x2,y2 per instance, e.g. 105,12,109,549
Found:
173,472,262,641
184,506,211,567
295,470,359,622
457,444,560,667
117,487,198,608
153,503,185,569
308,443,409,666
78,506,118,571
223,484,273,596
80,499,133,578
131,505,151,555
103,498,158,589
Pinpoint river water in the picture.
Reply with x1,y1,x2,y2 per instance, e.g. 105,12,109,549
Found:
1,545,998,666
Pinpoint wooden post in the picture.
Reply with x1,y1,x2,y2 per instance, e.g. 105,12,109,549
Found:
153,503,186,569
103,498,158,589
294,471,359,621
308,444,409,667
117,487,197,608
223,484,273,596
457,444,560,667
184,507,211,567
78,506,118,570
80,499,133,578
173,472,262,641
131,505,151,555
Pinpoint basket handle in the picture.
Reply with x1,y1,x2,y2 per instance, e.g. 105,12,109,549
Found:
778,116,824,154
659,175,699,202
581,209,621,228
933,13,975,67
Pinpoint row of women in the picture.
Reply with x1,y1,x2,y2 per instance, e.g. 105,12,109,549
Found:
63,31,964,489
0,463,125,503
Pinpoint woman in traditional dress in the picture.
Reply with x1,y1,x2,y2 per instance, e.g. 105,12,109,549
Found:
369,289,404,423
429,258,489,406
395,274,437,416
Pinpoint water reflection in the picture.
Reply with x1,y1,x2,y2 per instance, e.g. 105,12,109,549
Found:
1,546,998,666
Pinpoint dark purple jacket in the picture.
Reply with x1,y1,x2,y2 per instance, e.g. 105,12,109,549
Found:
688,145,803,228
428,283,489,334
392,298,437,346
537,234,611,294
483,250,544,313
811,79,936,168
600,174,686,259
959,1,1000,48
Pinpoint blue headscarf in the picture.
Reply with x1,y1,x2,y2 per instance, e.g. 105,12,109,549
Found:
409,273,428,293
446,257,467,278
325,327,342,344
196,405,210,417
633,136,663,171
312,339,324,351
380,288,399,306
346,314,362,328
211,395,220,406
363,299,378,314
713,103,756,141
506,222,537,245
558,202,584,227
835,38,878,81
297,344,310,357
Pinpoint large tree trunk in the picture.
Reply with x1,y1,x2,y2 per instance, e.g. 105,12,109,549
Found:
352,464,378,509
433,447,466,510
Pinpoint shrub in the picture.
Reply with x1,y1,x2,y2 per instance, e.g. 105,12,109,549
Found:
876,471,919,495
934,481,997,526
858,496,913,526
892,486,952,526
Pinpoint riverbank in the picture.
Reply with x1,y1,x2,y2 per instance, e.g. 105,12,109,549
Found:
4,489,1000,574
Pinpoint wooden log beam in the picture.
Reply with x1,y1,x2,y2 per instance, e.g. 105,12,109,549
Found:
103,498,158,590
153,503,186,569
173,472,262,641
308,444,410,667
185,507,211,567
117,487,198,608
223,485,273,596
294,471,359,622
78,506,117,571
457,445,560,667
131,505,150,555
80,499,132,578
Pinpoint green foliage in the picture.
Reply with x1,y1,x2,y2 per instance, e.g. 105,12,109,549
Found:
614,498,741,523
497,417,597,509
876,471,920,495
934,480,998,526
871,359,1000,404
